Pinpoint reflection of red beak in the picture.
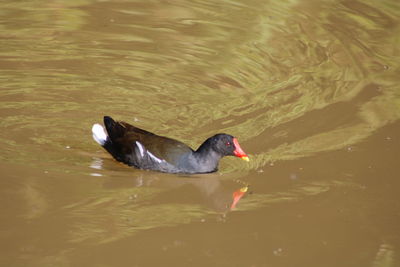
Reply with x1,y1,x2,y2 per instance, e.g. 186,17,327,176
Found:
231,186,248,210
233,138,249,161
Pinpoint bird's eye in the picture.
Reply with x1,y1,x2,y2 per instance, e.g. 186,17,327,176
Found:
226,142,231,146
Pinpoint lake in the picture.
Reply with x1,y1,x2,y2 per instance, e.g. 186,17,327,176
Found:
0,0,399,266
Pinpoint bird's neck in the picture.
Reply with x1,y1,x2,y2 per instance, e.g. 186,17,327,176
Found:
192,138,222,172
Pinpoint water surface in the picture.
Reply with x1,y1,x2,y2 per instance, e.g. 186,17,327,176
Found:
1,0,400,266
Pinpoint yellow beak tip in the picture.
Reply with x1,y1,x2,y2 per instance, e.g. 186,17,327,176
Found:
241,156,250,162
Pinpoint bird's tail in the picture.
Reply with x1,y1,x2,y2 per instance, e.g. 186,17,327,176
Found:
92,116,123,161
92,116,127,146
103,116,127,141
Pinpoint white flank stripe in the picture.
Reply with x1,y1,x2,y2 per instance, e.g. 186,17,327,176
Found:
92,124,108,145
135,141,145,157
147,151,163,163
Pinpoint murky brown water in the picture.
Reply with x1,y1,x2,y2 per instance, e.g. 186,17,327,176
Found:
1,0,400,266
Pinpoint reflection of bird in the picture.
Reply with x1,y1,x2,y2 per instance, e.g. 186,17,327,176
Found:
92,116,249,174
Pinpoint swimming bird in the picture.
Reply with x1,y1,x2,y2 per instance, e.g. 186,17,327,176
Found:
92,116,249,174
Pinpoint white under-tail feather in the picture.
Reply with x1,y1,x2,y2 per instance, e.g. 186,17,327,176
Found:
92,124,108,145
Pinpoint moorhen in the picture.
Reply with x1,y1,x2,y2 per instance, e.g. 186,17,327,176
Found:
92,116,249,174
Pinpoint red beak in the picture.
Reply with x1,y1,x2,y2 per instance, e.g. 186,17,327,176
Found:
233,138,249,161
